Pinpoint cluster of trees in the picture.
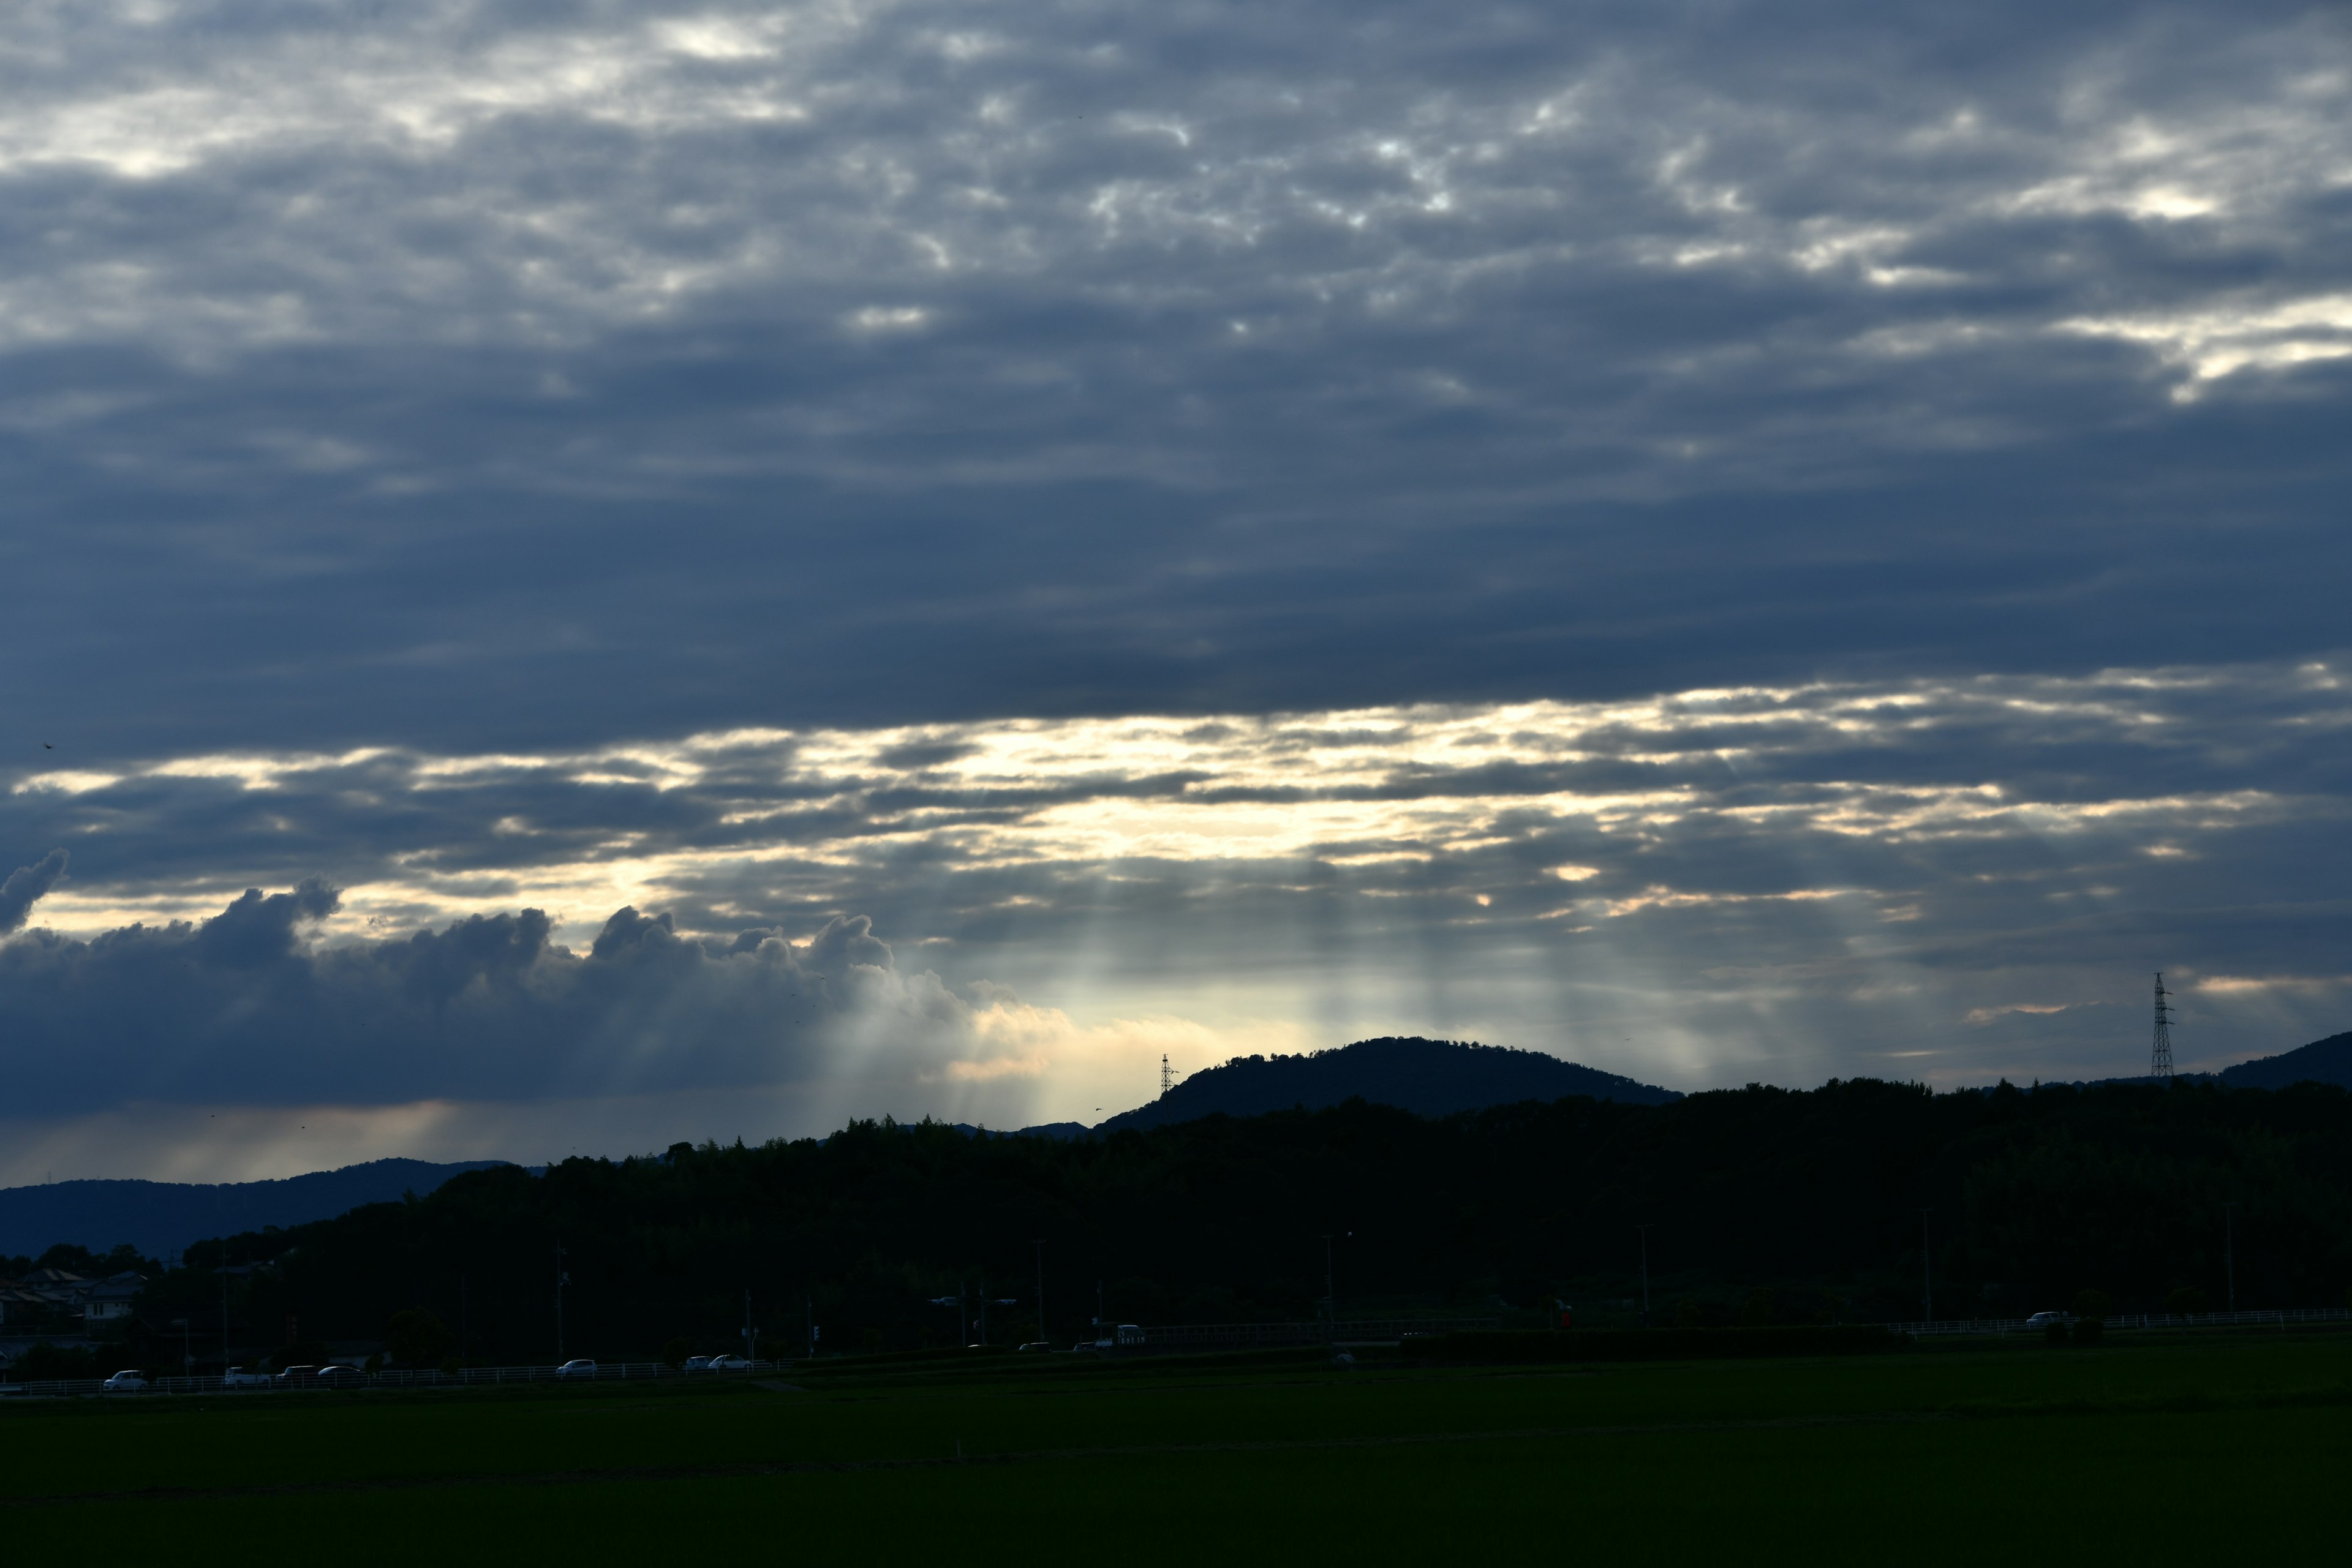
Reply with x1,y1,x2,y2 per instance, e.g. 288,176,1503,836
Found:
2,1242,160,1280
121,1077,2352,1365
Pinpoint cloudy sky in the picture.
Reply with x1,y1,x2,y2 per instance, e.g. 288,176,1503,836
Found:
2,0,2347,1180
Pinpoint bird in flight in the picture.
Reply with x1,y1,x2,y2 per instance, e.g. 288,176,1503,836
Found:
43,742,52,749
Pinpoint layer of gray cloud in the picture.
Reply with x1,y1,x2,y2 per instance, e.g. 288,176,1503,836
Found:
2,4,2346,1163
2,2,2348,758
7,662,2346,1104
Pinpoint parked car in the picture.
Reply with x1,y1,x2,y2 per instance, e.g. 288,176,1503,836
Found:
682,1355,714,1373
1016,1341,1052,1352
316,1364,366,1388
101,1370,148,1393
2024,1311,2075,1328
222,1366,271,1389
556,1359,598,1380
275,1365,319,1386
706,1355,752,1372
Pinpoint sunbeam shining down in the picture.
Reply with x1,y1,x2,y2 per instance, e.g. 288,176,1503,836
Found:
2,0,2348,1183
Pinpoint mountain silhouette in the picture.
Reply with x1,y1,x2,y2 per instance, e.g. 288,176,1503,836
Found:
2218,1029,2352,1091
0,1158,511,1260
1095,1036,1679,1132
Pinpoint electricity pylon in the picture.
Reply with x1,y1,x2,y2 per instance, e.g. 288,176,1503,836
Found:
2151,972,2175,1078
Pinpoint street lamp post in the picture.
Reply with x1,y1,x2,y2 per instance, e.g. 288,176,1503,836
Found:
2224,1203,2237,1313
1635,1226,1652,1326
1034,1240,1046,1346
1918,1210,1932,1323
554,1243,569,1361
1319,1232,1352,1338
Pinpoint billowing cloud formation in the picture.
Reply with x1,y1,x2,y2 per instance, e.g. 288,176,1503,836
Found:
0,877,1033,1118
0,848,66,933
1,2,2346,758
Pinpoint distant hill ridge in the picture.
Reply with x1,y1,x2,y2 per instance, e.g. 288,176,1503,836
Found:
2217,1030,2352,1091
1094,1036,1681,1133
0,1158,511,1260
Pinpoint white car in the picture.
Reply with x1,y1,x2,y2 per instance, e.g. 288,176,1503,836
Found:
2024,1311,2075,1328
706,1355,753,1372
555,1359,597,1380
102,1370,149,1392
222,1366,272,1389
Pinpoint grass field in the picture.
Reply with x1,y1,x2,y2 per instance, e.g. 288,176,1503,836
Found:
5,1329,2348,1559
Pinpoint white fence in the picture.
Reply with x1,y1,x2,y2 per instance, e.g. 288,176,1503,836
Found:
1887,1306,2352,1336
1137,1317,1500,1349
0,1359,789,1398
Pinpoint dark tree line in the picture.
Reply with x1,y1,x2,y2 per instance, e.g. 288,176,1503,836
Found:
130,1076,2352,1363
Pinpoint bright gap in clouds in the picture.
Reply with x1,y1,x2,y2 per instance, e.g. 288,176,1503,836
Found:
3,661,2348,1180
1,4,2348,1183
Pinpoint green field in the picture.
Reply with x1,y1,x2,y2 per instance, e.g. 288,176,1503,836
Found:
6,1330,2348,1559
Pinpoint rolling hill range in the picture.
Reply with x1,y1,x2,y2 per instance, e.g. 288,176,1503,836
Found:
1093,1036,1681,1133
2218,1030,2352,1091
0,1158,511,1261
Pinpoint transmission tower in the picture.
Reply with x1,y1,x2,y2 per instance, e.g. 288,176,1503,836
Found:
1159,1054,1174,1096
2150,972,2175,1079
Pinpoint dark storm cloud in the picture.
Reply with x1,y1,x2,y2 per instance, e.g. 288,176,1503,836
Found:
1,1,2347,758
0,867,982,1117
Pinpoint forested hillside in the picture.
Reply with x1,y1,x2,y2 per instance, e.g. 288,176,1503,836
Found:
2221,1030,2352,1091
140,1077,2352,1365
1098,1037,1679,1131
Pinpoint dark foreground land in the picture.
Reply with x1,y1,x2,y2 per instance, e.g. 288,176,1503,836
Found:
4,1329,2348,1559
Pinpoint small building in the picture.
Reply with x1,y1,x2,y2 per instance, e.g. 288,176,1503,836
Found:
83,1273,145,1324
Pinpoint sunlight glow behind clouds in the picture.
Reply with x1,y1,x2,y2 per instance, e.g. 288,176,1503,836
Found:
1,3,2348,1175
7,660,2347,1146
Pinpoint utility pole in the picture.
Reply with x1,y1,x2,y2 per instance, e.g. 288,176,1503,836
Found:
2151,972,2176,1078
554,1243,568,1361
1918,1210,1932,1322
1034,1240,1046,1345
743,1289,758,1363
1161,1054,1174,1096
1635,1225,1652,1326
979,1272,989,1347
2224,1203,2237,1313
221,1268,231,1373
460,1273,469,1365
1321,1234,1336,1338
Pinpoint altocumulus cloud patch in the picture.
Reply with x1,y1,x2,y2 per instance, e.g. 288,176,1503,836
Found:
7,662,2349,1107
0,1,2348,758
1,2,2348,1166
